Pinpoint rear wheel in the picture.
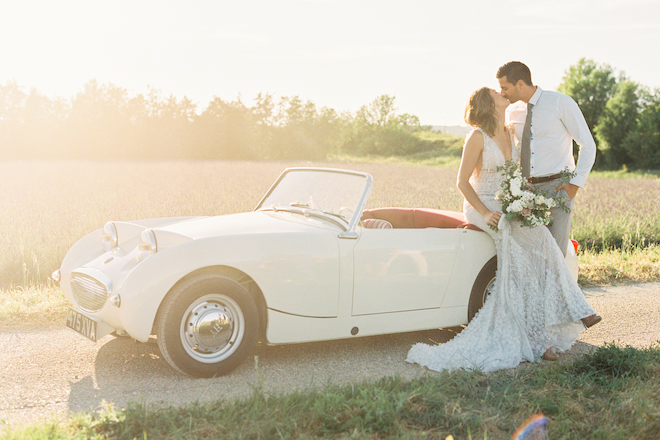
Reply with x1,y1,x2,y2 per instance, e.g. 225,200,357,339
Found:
467,256,497,323
156,274,259,377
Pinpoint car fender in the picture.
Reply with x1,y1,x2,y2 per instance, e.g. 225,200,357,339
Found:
117,231,341,342
440,229,496,309
59,217,202,274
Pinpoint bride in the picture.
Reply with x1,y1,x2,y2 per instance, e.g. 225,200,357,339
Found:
406,87,601,372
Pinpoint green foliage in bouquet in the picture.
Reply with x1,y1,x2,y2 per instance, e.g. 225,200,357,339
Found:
494,161,574,230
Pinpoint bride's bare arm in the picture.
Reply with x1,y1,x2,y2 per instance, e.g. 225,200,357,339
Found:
456,130,502,227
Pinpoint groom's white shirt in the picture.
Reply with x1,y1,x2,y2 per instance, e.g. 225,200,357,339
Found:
506,87,596,188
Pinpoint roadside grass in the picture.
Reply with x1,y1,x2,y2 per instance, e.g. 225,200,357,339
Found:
578,244,660,287
5,343,660,439
0,285,68,330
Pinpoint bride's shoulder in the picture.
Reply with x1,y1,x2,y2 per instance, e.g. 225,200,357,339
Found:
466,127,485,140
464,127,485,150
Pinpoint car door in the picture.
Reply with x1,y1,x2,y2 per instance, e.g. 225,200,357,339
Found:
351,228,461,315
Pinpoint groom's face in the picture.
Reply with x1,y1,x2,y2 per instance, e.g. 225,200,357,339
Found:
498,76,521,103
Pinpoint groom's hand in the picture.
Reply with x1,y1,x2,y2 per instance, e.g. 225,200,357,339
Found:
555,183,579,200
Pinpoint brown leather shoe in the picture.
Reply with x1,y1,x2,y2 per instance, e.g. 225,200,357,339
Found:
542,349,559,361
581,314,602,329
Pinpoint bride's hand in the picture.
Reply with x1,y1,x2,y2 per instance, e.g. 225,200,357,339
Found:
483,211,502,228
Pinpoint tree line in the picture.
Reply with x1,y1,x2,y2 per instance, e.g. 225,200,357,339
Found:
0,81,455,160
558,58,660,170
2,59,658,168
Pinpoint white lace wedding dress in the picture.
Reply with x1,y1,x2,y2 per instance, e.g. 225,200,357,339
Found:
406,128,595,373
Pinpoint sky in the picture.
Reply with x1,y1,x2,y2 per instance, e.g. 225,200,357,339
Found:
2,0,659,127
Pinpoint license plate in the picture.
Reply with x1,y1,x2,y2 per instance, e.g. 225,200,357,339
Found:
66,308,99,342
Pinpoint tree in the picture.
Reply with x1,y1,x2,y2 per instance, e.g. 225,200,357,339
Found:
558,58,621,167
66,80,133,158
594,80,641,168
624,94,660,169
0,82,69,158
268,96,342,160
557,58,618,132
346,95,428,156
356,95,397,127
0,82,27,158
143,90,197,159
196,96,255,159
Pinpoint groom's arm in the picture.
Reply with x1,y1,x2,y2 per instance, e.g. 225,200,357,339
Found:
559,94,597,189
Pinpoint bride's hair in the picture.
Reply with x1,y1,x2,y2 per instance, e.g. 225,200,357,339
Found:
464,87,498,136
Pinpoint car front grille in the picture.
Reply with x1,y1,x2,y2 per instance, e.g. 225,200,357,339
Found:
71,273,109,312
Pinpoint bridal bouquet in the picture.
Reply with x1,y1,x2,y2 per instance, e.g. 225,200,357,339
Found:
494,161,572,229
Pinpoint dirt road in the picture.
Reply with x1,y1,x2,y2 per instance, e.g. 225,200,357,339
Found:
2,282,659,430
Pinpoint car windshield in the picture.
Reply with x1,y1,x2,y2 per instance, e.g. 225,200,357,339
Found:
256,169,370,220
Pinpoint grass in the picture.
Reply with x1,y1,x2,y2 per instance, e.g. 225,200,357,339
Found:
571,174,660,251
578,245,660,287
4,343,660,439
0,285,67,329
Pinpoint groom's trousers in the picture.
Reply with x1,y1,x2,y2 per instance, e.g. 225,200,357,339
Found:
535,179,576,257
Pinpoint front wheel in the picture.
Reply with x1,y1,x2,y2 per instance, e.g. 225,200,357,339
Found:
156,274,259,377
467,256,497,323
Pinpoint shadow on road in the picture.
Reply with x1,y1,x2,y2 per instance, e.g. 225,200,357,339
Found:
67,326,599,417
66,327,462,414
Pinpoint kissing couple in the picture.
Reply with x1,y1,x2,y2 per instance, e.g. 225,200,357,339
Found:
407,61,602,372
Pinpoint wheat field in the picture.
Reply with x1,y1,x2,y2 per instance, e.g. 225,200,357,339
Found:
1,160,659,289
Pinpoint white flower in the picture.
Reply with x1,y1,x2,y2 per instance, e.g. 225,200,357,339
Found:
535,195,546,205
521,191,535,203
510,177,523,197
507,199,524,213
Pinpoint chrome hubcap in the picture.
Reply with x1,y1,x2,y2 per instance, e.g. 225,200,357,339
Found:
187,305,233,352
180,294,245,363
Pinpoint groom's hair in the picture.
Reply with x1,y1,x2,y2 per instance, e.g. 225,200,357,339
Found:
497,61,533,86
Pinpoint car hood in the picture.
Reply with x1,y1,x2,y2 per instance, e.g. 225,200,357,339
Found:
157,210,342,239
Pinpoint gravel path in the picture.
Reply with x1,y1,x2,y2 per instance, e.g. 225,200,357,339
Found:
2,282,659,430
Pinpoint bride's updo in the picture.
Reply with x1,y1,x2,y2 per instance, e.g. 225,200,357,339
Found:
464,87,498,137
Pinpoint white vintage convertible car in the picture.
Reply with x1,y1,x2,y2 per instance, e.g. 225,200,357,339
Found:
54,167,578,377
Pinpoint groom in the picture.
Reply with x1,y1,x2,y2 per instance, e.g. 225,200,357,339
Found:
496,61,596,257
497,61,601,330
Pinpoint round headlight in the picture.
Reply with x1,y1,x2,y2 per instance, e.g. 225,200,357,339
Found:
138,229,158,257
102,222,118,250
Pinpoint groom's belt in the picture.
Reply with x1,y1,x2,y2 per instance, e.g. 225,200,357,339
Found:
528,173,562,184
